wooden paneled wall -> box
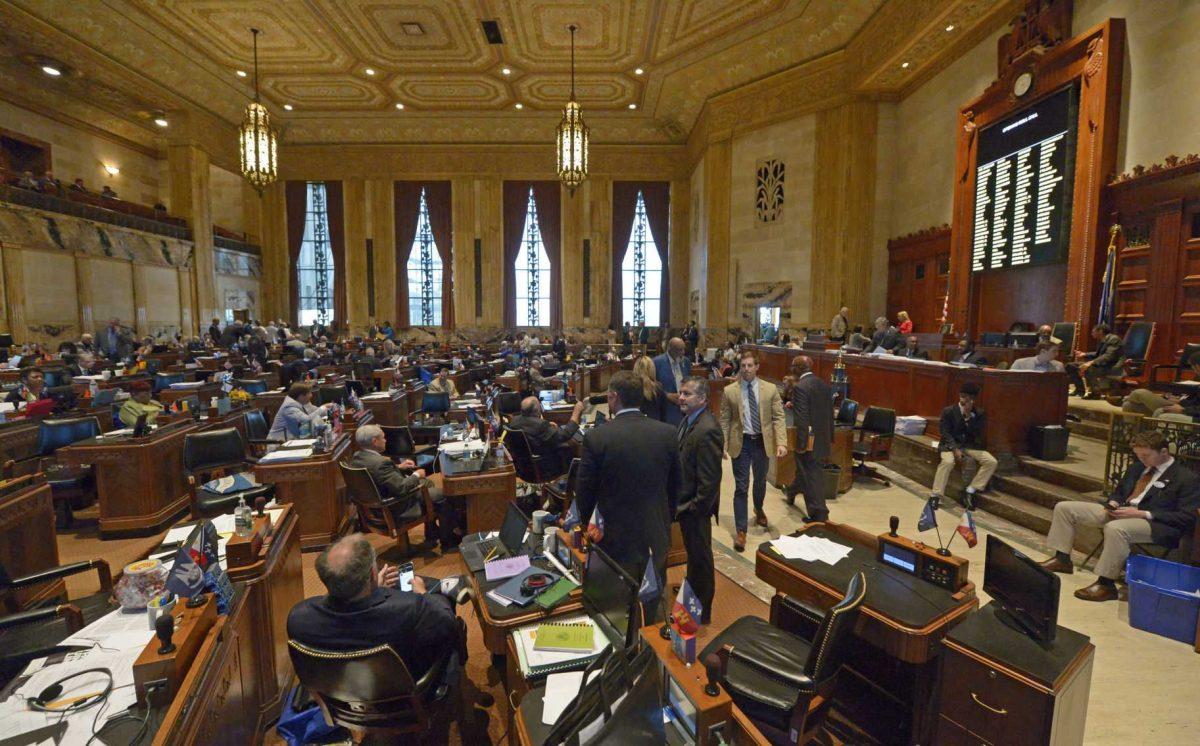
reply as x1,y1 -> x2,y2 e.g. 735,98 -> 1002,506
886,226 -> 950,334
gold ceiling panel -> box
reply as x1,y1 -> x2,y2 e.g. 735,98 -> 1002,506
496,0 -> 650,68
311,0 -> 493,69
515,73 -> 637,108
263,76 -> 388,110
651,0 -> 790,63
390,75 -> 510,109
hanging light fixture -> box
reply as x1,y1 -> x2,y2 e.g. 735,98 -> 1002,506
239,28 -> 277,192
556,24 -> 589,192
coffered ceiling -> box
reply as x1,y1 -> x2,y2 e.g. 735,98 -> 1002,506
0,0 -> 1017,155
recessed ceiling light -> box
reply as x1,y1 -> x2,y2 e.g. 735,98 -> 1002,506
514,102 -> 523,110
634,67 -> 644,75
103,164 -> 120,176
628,103 -> 637,109
395,102 -> 405,110
153,117 -> 169,127
901,61 -> 910,69
364,68 -> 376,76
41,65 -> 61,77
502,67 -> 511,75
236,69 -> 247,78
283,104 -> 293,111
945,24 -> 955,32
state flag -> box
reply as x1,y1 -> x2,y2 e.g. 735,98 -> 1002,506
956,510 -> 978,548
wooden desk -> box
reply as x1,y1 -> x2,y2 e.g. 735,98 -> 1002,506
254,390 -> 287,423
0,418 -> 41,464
771,426 -> 853,494
360,389 -> 409,426
59,422 -> 194,537
370,366 -> 397,391
438,451 -> 517,534
254,435 -> 352,551
756,520 -> 977,744
158,383 -> 221,407
745,345 -> 1067,455
0,478 -> 63,609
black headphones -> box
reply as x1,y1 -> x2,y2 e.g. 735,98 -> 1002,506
27,667 -> 114,713
519,572 -> 556,597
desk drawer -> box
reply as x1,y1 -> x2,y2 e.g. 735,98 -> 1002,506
936,716 -> 990,745
939,645 -> 1051,744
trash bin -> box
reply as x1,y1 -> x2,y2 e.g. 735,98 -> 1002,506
823,464 -> 841,501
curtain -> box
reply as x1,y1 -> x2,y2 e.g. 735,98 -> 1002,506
531,181 -> 563,329
324,181 -> 347,331
611,181 -> 670,327
285,181 -> 308,328
392,182 -> 423,327
425,181 -> 455,330
502,182 -> 532,327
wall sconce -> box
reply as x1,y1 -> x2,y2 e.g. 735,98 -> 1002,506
103,164 -> 120,176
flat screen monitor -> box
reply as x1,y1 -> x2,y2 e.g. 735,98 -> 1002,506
44,385 -> 77,412
583,544 -> 639,649
1010,332 -> 1038,348
983,535 -> 1059,643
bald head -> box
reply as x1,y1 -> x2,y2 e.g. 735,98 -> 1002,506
315,533 -> 376,603
520,396 -> 543,417
791,355 -> 813,375
668,337 -> 685,357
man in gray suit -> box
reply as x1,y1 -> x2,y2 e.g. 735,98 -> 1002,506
99,318 -> 134,361
676,376 -> 723,624
267,383 -> 335,441
785,356 -> 834,522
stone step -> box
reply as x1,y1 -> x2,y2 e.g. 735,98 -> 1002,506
974,490 -> 1054,535
1067,402 -> 1118,425
1016,456 -> 1106,494
1065,418 -> 1109,443
990,473 -> 1101,510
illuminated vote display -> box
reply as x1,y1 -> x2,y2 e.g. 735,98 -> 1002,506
971,85 -> 1078,272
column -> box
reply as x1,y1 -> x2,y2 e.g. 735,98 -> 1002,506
560,181 -> 585,328
368,179 -> 396,328
0,245 -> 24,336
476,177 -> 504,326
588,176 -> 612,329
74,253 -> 94,336
257,182 -> 289,323
342,178 -> 368,334
450,176 -> 476,329
703,138 -> 733,332
131,263 -> 148,336
167,144 -> 217,334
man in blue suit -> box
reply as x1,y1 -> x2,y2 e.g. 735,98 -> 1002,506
653,336 -> 688,426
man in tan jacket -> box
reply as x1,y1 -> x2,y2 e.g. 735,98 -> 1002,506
720,349 -> 787,551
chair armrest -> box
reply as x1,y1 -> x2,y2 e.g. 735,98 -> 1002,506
9,559 -> 112,593
728,645 -> 817,692
771,594 -> 824,643
0,604 -> 84,634
1151,364 -> 1182,383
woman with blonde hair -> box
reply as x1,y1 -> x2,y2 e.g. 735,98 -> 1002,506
897,310 -> 913,335
632,355 -> 668,421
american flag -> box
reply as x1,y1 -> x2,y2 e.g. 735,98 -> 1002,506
956,510 -> 978,548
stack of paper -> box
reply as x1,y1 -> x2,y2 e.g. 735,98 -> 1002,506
542,669 -> 602,724
259,447 -> 313,463
512,614 -> 608,679
770,535 -> 853,565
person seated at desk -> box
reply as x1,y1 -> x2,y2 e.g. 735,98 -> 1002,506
1066,323 -> 1124,399
843,325 -> 871,351
948,338 -> 988,366
1123,350 -> 1200,420
426,366 -> 459,398
287,534 -> 464,683
78,333 -> 97,354
1011,340 -> 1065,372
509,396 -> 586,453
118,381 -> 164,426
268,383 -> 334,440
354,345 -> 382,370
525,359 -> 561,392
896,335 -> 930,360
1036,323 -> 1061,345
933,382 -> 997,511
1039,430 -> 1200,601
4,368 -> 50,405
865,317 -> 903,354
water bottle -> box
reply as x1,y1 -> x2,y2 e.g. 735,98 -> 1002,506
234,496 -> 253,537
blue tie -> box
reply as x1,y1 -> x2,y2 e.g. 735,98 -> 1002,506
746,382 -> 760,435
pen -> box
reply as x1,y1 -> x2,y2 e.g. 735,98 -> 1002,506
483,545 -> 500,563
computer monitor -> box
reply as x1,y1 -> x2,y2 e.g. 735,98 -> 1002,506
422,391 -> 451,414
44,385 -> 78,412
980,332 -> 1007,347
983,535 -> 1060,643
583,544 -> 640,649
1010,332 -> 1038,348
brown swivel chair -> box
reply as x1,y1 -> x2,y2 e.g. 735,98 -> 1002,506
851,406 -> 895,486
288,638 -> 460,741
503,426 -> 570,511
338,461 -> 430,556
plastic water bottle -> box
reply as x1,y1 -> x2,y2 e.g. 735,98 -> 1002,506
234,496 -> 253,537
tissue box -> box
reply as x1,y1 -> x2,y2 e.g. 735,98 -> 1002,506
895,416 -> 927,436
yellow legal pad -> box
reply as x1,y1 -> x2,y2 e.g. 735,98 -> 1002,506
532,622 -> 594,654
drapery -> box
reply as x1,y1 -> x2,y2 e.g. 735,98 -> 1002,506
323,181 -> 347,330
503,181 -> 562,328
284,181 -> 308,328
611,181 -> 670,326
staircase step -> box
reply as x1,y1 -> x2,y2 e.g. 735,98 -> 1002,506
990,473 -> 1101,510
1016,457 -> 1106,494
1065,419 -> 1109,443
1066,402 -> 1119,425
975,490 -> 1054,535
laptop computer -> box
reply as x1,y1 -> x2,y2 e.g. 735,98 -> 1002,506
461,502 -> 529,573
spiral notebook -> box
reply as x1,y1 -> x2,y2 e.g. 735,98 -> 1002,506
512,615 -> 608,679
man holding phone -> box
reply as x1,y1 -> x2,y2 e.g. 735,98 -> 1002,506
1040,430 -> 1200,601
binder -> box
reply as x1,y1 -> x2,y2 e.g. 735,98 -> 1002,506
512,615 -> 608,680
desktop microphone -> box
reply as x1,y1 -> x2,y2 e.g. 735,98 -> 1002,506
703,653 -> 723,697
155,614 -> 176,655
889,516 -> 899,537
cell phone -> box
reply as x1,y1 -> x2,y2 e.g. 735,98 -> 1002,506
397,562 -> 415,592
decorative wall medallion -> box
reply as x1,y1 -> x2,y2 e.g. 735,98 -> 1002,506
755,158 -> 784,223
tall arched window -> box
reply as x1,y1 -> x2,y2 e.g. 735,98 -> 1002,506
297,181 -> 334,326
514,187 -> 551,326
406,188 -> 443,326
621,190 -> 662,325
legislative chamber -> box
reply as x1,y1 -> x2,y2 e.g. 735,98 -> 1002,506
0,1 -> 1197,744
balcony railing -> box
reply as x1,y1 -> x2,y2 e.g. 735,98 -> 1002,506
0,182 -> 191,241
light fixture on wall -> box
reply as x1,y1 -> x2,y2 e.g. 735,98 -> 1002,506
238,27 -> 278,193
556,24 -> 589,192
103,164 -> 120,176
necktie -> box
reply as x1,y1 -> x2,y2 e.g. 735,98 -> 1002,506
746,382 -> 761,435
1128,467 -> 1156,506
678,418 -> 688,444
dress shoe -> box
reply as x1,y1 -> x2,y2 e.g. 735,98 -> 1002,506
755,510 -> 769,528
1074,581 -> 1118,602
734,531 -> 747,552
1038,557 -> 1074,574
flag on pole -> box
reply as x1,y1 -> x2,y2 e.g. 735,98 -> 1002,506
588,505 -> 605,533
638,554 -> 660,605
1097,224 -> 1121,328
918,497 -> 939,533
562,499 -> 581,531
956,510 -> 979,548
671,579 -> 702,635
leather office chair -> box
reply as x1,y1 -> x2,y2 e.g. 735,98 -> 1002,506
495,391 -> 523,422
242,408 -> 279,457
701,572 -> 867,745
339,461 -> 430,556
317,386 -> 348,407
353,362 -> 376,391
1152,342 -> 1200,383
835,398 -> 859,428
851,407 -> 895,486
153,372 -> 183,393
380,425 -> 437,472
411,391 -> 450,426
2,416 -> 101,528
288,639 -> 458,741
1110,321 -> 1155,397
233,378 -> 268,395
183,428 -> 274,518
503,426 -> 570,512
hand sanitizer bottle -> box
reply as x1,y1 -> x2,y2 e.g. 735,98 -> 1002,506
234,495 -> 253,537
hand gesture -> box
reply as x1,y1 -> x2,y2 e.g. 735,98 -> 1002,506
376,563 -> 398,588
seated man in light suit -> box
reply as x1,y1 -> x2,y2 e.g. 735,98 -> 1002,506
1040,429 -> 1200,601
267,382 -> 334,440
653,336 -> 689,426
1011,341 -> 1065,372
426,367 -> 459,398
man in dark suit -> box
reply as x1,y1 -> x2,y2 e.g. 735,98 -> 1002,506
577,370 -> 681,610
552,335 -> 568,360
208,318 -> 222,346
653,337 -> 688,426
1040,429 -> 1200,601
508,396 -> 586,455
287,534 -> 462,681
897,335 -> 930,360
933,382 -> 998,510
1066,323 -> 1124,399
676,376 -> 723,624
100,318 -> 134,361
866,316 -> 903,354
784,356 -> 834,522
948,338 -> 988,366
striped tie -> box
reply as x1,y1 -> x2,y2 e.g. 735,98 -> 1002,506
746,382 -> 761,435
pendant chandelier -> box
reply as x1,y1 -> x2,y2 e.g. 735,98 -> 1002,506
239,28 -> 277,192
556,24 -> 589,192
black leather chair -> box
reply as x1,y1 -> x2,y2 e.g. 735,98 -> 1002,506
183,428 -> 273,518
544,457 -> 580,517
233,378 -> 267,395
288,639 -> 459,741
1152,342 -> 1200,383
339,461 -> 430,556
380,425 -> 436,472
495,391 -> 523,421
153,372 -> 183,393
317,386 -> 348,407
2,416 -> 101,528
353,362 -> 376,390
851,406 -> 895,486
700,572 -> 867,744
835,398 -> 858,428
503,426 -> 570,511
242,408 -> 279,457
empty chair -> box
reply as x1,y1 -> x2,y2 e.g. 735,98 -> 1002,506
851,406 -> 895,486
544,457 -> 581,517
234,378 -> 268,395
495,391 -> 522,421
700,572 -> 867,744
243,408 -> 279,457
410,391 -> 450,426
835,398 -> 859,428
338,461 -> 429,556
183,428 -> 274,517
2,416 -> 101,528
